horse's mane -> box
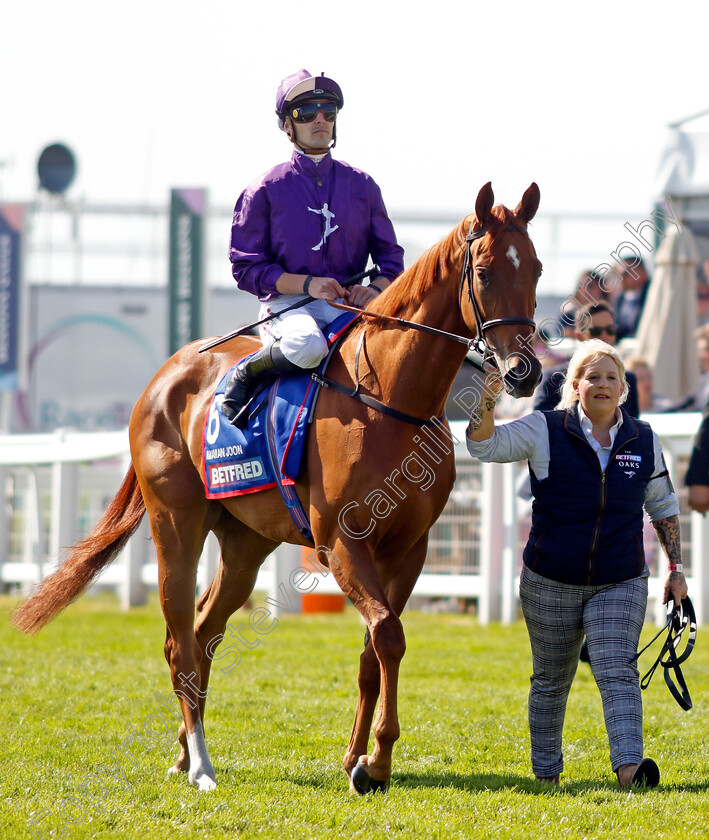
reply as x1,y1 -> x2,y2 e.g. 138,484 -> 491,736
366,204 -> 521,328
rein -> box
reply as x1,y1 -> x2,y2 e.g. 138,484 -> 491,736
313,220 -> 538,427
327,301 -> 485,360
328,221 -> 538,363
634,596 -> 696,710
312,332 -> 447,428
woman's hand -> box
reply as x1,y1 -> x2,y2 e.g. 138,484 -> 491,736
663,569 -> 688,607
466,360 -> 505,442
688,484 -> 709,514
653,515 -> 687,607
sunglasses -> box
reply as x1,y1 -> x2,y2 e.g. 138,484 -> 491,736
588,325 -> 617,338
289,101 -> 338,123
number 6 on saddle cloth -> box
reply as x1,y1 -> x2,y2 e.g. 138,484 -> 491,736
634,596 -> 697,711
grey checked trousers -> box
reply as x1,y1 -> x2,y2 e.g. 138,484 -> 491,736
519,564 -> 648,778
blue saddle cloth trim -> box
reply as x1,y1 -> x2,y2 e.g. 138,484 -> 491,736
202,311 -> 360,520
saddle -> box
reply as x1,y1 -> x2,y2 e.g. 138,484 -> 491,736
203,312 -> 360,539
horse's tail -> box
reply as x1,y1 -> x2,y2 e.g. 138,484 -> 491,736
12,464 -> 146,635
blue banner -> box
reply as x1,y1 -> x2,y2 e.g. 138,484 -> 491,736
0,205 -> 22,391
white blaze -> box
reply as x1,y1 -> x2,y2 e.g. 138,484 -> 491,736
506,245 -> 520,270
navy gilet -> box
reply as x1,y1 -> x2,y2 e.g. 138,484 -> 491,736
524,406 -> 656,585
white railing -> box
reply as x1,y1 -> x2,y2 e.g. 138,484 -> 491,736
1,415 -> 707,624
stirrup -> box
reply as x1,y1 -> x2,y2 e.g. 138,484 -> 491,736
226,402 -> 251,429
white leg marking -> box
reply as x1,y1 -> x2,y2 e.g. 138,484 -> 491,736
187,720 -> 217,791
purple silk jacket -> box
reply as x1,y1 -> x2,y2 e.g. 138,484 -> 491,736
229,151 -> 405,302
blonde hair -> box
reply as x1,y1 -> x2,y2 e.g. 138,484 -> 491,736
558,339 -> 629,409
625,355 -> 650,375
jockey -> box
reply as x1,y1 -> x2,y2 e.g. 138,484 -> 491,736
222,68 -> 405,425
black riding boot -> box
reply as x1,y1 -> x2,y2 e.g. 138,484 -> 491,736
221,341 -> 301,427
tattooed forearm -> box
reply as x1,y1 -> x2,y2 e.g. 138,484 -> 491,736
466,396 -> 498,439
467,411 -> 483,434
653,515 -> 682,563
466,370 -> 503,441
668,570 -> 684,587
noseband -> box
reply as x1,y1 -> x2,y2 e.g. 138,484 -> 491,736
460,222 -> 537,358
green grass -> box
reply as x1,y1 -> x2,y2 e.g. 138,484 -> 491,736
2,592 -> 708,839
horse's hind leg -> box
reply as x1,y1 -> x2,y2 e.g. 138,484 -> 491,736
145,486 -> 221,791
167,517 -> 279,777
193,520 -> 279,712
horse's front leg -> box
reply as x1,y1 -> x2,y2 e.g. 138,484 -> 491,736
340,534 -> 428,793
343,630 -> 380,777
327,541 -> 414,794
350,609 -> 406,793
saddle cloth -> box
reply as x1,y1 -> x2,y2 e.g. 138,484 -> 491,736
202,311 -> 359,501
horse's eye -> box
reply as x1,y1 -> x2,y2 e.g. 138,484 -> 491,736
476,267 -> 489,283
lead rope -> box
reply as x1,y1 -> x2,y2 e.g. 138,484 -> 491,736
634,596 -> 696,710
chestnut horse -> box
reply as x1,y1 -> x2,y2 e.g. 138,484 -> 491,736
14,182 -> 543,793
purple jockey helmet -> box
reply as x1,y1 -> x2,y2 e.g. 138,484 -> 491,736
275,69 -> 344,131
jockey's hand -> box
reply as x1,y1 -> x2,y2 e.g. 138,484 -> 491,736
308,276 -> 346,301
345,283 -> 380,309
688,484 -> 709,515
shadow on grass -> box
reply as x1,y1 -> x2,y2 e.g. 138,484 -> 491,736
394,770 -> 709,796
220,763 -> 709,797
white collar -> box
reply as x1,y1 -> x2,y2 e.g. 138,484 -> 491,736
577,403 -> 623,447
294,148 -> 328,163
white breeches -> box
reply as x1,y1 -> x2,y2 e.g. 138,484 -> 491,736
259,297 -> 337,368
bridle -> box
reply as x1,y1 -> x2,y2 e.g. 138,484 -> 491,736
327,219 -> 539,363
460,221 -> 537,359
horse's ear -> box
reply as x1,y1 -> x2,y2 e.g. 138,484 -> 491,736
475,182 -> 494,228
515,182 -> 540,224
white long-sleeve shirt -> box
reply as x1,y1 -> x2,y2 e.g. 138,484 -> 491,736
466,407 -> 679,521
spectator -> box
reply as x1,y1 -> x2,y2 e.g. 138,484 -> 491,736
697,275 -> 709,327
556,299 -> 578,339
554,270 -> 609,341
533,301 -> 640,417
614,256 -> 650,341
686,411 -> 709,514
625,356 -> 672,413
669,323 -> 709,412
573,268 -> 609,307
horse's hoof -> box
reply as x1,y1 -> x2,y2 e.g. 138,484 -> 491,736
189,773 -> 217,791
351,761 -> 390,795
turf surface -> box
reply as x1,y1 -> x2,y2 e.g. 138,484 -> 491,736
2,593 -> 707,839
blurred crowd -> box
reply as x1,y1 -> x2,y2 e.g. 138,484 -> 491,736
493,252 -> 709,512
